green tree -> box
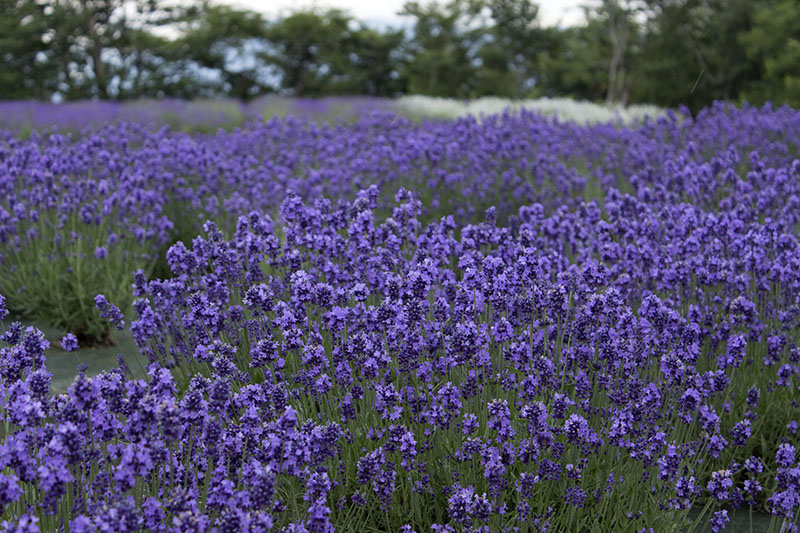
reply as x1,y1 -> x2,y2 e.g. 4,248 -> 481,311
258,8 -> 406,97
535,22 -> 611,102
28,0 -> 200,100
739,0 -> 800,107
335,25 -> 406,96
179,2 -> 271,99
0,0 -> 56,99
48,0 -> 132,99
631,0 -> 760,111
540,0 -> 641,105
259,9 -> 351,96
476,0 -> 547,97
110,1 -> 203,98
399,0 -> 488,98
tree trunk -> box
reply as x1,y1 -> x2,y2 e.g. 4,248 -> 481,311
605,1 -> 628,106
84,2 -> 108,98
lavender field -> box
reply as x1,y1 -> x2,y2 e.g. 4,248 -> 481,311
0,100 -> 798,532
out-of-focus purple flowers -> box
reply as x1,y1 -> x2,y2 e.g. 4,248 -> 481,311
94,294 -> 124,330
59,333 -> 79,352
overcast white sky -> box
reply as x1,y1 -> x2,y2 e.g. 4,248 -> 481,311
226,0 -> 589,28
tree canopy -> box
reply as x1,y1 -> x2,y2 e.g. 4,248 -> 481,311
1,0 -> 796,110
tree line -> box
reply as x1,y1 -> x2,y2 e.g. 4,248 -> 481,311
1,0 -> 798,111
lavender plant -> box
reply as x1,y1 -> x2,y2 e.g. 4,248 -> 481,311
121,190 -> 799,532
5,102 -> 798,344
0,102 -> 798,532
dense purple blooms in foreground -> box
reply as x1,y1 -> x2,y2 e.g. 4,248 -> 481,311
1,103 -> 800,531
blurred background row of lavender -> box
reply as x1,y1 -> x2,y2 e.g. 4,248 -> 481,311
0,95 -> 669,134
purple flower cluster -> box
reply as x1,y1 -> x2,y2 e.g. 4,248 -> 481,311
94,294 -> 125,330
1,102 -> 800,530
120,179 -> 797,530
3,102 -> 800,342
59,333 -> 79,352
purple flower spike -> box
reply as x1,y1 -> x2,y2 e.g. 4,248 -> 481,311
707,470 -> 733,501
0,513 -> 39,533
709,510 -> 729,532
94,294 -> 125,330
307,500 -> 334,533
776,443 -> 796,468
60,333 -> 79,352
